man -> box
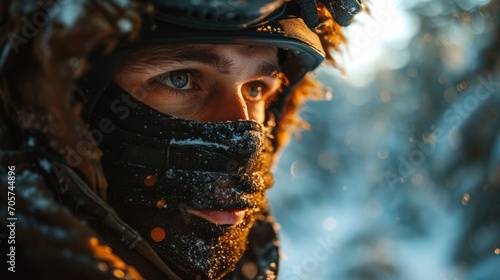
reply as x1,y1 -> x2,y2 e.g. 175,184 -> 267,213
0,0 -> 363,279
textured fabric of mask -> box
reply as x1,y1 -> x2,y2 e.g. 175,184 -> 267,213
89,82 -> 275,280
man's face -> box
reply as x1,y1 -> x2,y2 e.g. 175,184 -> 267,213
114,44 -> 282,124
100,44 -> 282,279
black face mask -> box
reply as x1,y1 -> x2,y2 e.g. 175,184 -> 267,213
89,82 -> 275,280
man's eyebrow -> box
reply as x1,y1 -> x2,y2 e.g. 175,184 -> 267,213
126,45 -> 281,78
168,50 -> 234,74
253,61 -> 281,79
165,50 -> 281,78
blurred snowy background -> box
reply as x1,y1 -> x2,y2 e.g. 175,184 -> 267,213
268,0 -> 500,279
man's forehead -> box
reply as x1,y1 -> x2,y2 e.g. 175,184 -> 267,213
127,44 -> 277,61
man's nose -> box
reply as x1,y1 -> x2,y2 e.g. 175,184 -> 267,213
210,86 -> 250,122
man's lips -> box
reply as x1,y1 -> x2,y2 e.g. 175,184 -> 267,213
186,209 -> 246,225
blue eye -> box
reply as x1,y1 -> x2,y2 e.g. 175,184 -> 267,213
156,70 -> 193,90
169,71 -> 189,88
244,81 -> 266,101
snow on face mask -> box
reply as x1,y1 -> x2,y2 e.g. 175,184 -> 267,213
89,82 -> 275,280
